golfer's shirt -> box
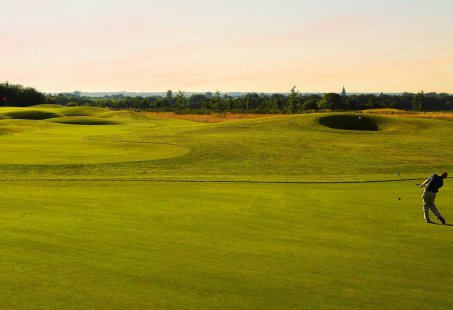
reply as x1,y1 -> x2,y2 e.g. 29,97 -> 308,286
426,174 -> 443,193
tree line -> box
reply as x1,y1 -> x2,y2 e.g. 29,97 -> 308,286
0,82 -> 46,107
2,82 -> 453,113
47,88 -> 453,113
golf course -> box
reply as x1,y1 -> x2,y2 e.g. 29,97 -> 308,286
1,105 -> 452,309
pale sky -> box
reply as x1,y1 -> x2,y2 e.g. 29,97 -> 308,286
1,0 -> 452,93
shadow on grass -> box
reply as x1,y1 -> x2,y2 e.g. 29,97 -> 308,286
428,222 -> 453,227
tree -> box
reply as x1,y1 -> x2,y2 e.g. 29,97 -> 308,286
0,82 -> 45,106
302,98 -> 319,111
166,90 -> 174,107
188,94 -> 208,112
318,93 -> 343,110
175,90 -> 188,114
287,86 -> 299,114
242,93 -> 262,112
412,92 -> 425,111
269,93 -> 287,113
212,91 -> 226,116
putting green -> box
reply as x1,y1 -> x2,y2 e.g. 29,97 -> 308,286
0,110 -> 189,165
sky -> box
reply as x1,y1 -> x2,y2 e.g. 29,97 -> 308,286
1,0 -> 452,93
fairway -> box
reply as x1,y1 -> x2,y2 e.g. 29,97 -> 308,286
1,107 -> 453,309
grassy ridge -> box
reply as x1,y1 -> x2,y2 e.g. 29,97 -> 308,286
1,108 -> 453,181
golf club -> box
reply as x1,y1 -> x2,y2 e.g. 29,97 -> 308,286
397,172 -> 421,186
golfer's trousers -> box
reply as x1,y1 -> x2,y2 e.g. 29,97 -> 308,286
422,190 -> 442,220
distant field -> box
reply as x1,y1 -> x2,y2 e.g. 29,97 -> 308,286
1,106 -> 452,309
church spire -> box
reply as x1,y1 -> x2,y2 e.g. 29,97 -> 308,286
341,86 -> 346,97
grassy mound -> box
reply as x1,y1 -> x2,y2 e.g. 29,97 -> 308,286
30,104 -> 64,109
60,106 -> 108,117
2,110 -> 61,120
102,110 -> 150,120
0,114 -> 10,120
48,116 -> 119,125
318,114 -> 379,131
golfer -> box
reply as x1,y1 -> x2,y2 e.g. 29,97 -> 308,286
419,172 -> 447,224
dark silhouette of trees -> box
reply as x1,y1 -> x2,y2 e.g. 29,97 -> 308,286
412,92 -> 425,111
287,86 -> 299,114
302,97 -> 319,110
175,91 -> 188,114
318,93 -> 344,110
2,82 -> 453,114
46,90 -> 453,114
0,82 -> 46,106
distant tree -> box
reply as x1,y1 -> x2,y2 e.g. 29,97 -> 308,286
302,98 -> 319,111
212,91 -> 227,116
366,95 -> 377,109
242,93 -> 262,112
0,82 -> 45,106
269,93 -> 287,113
166,90 -> 174,107
223,94 -> 233,113
412,92 -> 425,111
175,90 -> 188,114
287,86 -> 299,114
188,94 -> 207,112
155,97 -> 167,112
261,94 -> 276,113
399,93 -> 415,110
318,93 -> 343,110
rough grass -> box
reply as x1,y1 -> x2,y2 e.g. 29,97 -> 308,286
362,108 -> 409,114
363,109 -> 453,121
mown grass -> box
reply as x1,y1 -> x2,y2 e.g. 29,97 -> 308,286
1,181 -> 452,309
1,106 -> 453,309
